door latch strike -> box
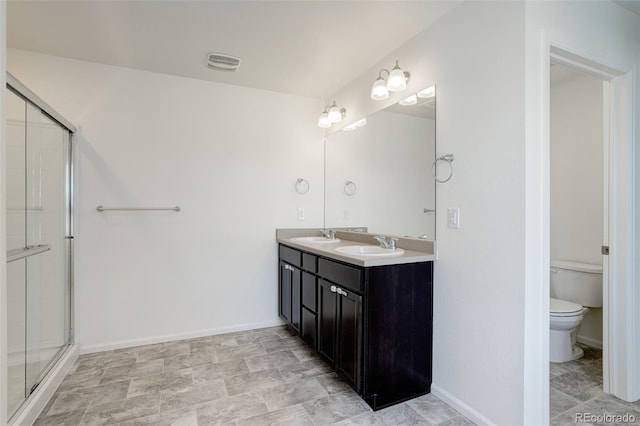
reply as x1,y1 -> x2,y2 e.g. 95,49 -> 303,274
602,246 -> 609,255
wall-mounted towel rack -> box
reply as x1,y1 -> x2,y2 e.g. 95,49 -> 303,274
96,206 -> 181,212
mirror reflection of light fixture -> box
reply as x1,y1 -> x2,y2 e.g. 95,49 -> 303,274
318,100 -> 346,128
417,86 -> 435,99
370,60 -> 411,100
342,117 -> 367,132
399,94 -> 418,106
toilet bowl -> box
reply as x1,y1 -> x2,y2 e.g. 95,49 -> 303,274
549,260 -> 602,363
550,298 -> 584,362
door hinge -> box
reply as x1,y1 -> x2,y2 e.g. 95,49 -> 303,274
602,245 -> 609,255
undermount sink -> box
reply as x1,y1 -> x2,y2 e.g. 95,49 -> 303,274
335,245 -> 405,257
290,236 -> 341,244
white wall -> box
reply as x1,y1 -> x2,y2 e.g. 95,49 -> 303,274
325,110 -> 435,238
7,49 -> 325,352
550,70 -> 603,265
550,69 -> 604,348
329,2 -> 526,424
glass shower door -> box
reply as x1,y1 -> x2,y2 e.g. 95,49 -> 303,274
5,86 -> 72,419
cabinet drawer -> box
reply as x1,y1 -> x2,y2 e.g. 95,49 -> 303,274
302,272 -> 317,312
279,245 -> 301,267
302,253 -> 317,273
318,258 -> 363,293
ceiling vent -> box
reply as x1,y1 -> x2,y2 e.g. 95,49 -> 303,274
207,52 -> 241,72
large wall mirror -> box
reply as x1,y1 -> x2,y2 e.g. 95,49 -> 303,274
324,86 -> 436,239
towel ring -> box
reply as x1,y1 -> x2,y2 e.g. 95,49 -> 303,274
344,180 -> 357,196
295,178 -> 310,194
432,154 -> 454,183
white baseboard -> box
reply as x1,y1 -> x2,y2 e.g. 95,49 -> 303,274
431,383 -> 495,426
577,335 -> 603,349
79,319 -> 286,354
9,344 -> 79,426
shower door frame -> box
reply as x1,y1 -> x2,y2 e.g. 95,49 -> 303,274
5,73 -> 77,424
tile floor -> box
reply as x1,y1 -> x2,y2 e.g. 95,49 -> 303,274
34,326 -> 474,425
550,343 -> 640,425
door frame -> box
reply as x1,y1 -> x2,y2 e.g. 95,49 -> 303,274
546,44 -> 638,401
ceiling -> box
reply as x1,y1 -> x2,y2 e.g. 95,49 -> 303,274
7,1 -> 459,99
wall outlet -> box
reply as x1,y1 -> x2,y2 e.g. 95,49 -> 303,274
297,208 -> 305,220
447,207 -> 460,229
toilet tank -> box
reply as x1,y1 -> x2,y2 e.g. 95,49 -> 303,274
550,260 -> 603,307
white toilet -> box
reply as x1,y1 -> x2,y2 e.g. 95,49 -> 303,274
549,260 -> 602,363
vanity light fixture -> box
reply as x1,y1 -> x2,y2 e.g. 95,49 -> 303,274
370,60 -> 411,100
318,101 -> 346,128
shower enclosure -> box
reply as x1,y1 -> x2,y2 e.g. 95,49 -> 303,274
5,75 -> 74,421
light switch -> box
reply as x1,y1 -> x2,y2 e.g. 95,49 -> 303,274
447,207 -> 460,229
298,208 -> 305,220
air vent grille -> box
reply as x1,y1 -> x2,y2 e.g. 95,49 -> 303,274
207,53 -> 241,72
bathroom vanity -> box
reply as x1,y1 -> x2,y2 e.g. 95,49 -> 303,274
276,229 -> 435,411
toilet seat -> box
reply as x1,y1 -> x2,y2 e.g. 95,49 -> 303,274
550,298 -> 583,317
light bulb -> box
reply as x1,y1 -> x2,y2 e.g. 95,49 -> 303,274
371,77 -> 389,100
318,112 -> 331,128
399,94 -> 417,106
387,60 -> 408,92
328,103 -> 342,123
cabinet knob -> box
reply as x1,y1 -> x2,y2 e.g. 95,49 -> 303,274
330,285 -> 337,293
337,288 -> 348,297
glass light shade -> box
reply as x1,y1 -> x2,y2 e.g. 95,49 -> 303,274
328,105 -> 342,123
371,78 -> 389,100
399,94 -> 417,106
387,67 -> 407,92
318,112 -> 331,128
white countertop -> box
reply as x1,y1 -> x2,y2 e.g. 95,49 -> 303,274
276,229 -> 435,267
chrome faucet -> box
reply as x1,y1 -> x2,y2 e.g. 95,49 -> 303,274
374,236 -> 399,250
320,229 -> 336,240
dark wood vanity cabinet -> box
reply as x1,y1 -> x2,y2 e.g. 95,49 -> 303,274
278,243 -> 433,411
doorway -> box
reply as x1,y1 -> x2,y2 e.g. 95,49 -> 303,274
548,61 -> 607,422
546,46 -> 638,423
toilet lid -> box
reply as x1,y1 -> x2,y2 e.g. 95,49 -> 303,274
550,298 -> 583,315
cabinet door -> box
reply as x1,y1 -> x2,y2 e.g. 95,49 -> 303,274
337,289 -> 362,391
318,279 -> 337,364
291,266 -> 301,332
301,307 -> 317,349
302,271 -> 317,312
279,261 -> 292,323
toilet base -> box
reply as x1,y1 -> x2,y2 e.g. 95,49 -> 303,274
550,329 -> 584,363
572,345 -> 584,360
